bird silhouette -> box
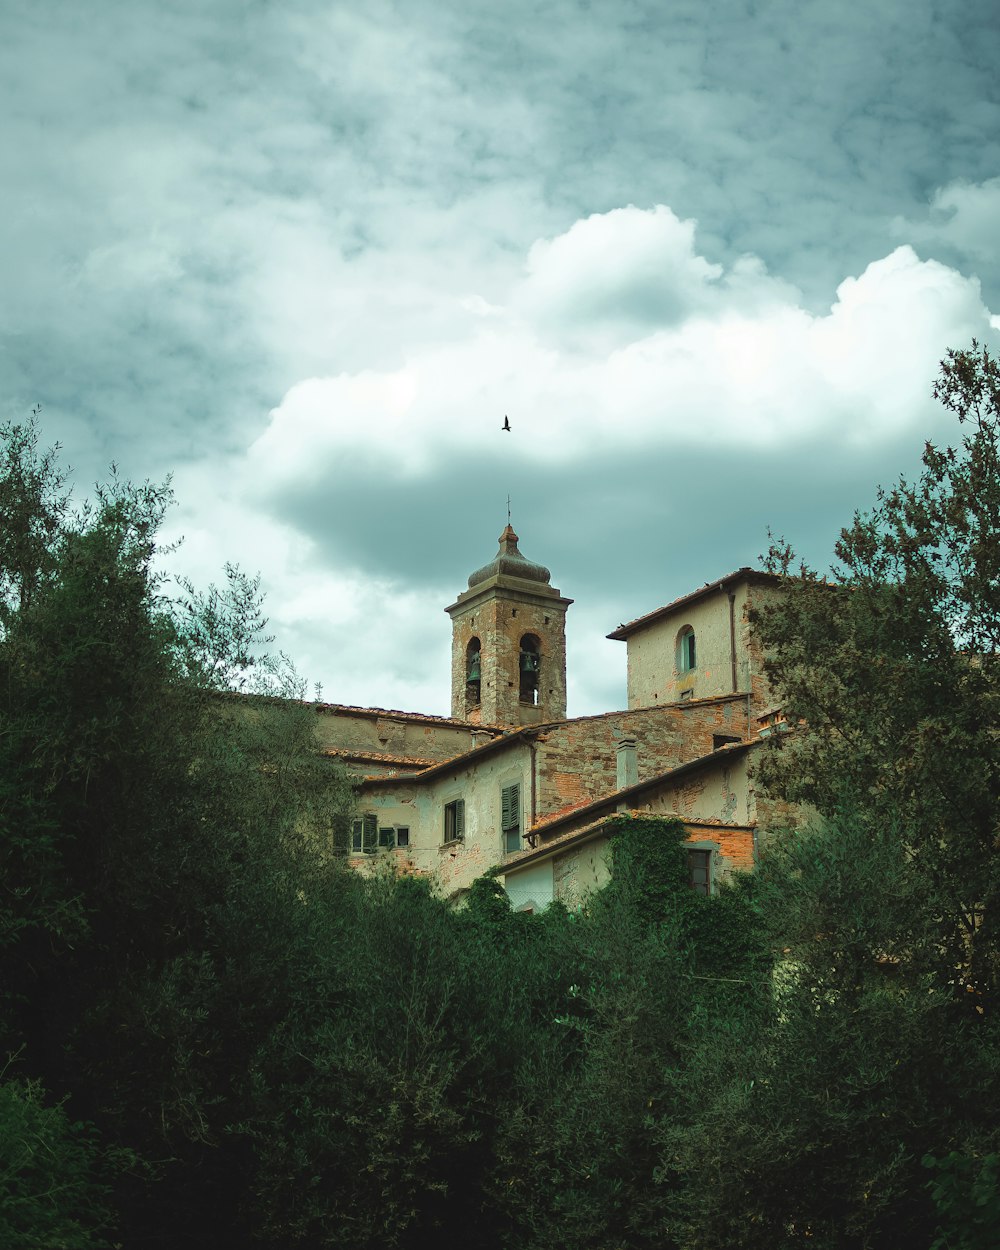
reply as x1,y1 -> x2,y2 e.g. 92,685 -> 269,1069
502,415 -> 511,432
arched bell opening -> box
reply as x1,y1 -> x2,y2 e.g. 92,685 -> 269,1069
465,637 -> 482,711
519,633 -> 541,705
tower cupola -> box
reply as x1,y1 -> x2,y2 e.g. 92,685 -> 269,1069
445,526 -> 572,728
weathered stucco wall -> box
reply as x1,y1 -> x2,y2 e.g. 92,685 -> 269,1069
624,587 -> 742,708
507,812 -> 753,912
503,747 -> 759,909
643,749 -> 754,826
312,704 -> 490,768
622,578 -> 782,713
550,839 -> 612,911
503,860 -> 555,912
353,740 -> 535,898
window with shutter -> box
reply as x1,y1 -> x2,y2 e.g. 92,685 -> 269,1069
501,782 -> 521,854
350,816 -> 407,854
362,813 -> 378,853
444,799 -> 465,842
677,626 -> 697,672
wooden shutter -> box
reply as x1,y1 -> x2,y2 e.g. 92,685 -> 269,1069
362,813 -> 377,853
502,784 -> 521,853
501,783 -> 521,833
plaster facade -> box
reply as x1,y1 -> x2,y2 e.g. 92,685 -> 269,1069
608,571 -> 781,711
352,738 -> 535,897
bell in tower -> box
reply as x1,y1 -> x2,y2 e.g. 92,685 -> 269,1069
445,525 -> 573,728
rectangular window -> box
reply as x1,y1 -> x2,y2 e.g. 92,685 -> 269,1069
501,782 -> 521,854
396,826 -> 410,849
688,849 -> 711,895
378,826 -> 395,849
444,799 -> 465,843
352,813 -> 378,854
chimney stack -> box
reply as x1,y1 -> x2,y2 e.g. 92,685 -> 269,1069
616,737 -> 638,790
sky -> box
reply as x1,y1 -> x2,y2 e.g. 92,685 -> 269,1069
3,0 -> 1000,718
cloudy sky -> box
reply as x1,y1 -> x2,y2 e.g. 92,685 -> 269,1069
4,0 -> 1000,717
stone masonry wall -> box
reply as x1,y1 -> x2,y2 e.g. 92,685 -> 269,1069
533,695 -> 751,819
449,581 -> 569,728
312,705 -> 486,766
743,581 -> 786,718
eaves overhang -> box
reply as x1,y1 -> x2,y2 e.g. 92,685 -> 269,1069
358,728 -> 540,790
517,739 -> 756,844
607,568 -> 781,641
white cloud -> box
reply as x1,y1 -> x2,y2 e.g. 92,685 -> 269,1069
243,209 -> 997,489
893,177 -> 1000,265
159,463 -> 455,713
517,205 -> 723,340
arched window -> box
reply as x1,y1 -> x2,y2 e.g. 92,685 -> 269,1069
465,637 -> 481,710
677,626 -> 696,673
519,634 -> 540,705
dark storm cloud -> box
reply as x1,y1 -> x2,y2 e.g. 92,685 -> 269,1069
2,0 -> 999,713
259,429 -> 939,610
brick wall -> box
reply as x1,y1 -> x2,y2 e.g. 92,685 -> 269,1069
533,696 -> 751,818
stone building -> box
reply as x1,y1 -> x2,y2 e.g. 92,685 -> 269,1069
320,525 -> 797,908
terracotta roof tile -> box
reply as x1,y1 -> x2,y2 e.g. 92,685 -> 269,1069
322,748 -> 438,768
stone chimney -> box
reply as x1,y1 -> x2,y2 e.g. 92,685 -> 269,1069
616,737 -> 638,790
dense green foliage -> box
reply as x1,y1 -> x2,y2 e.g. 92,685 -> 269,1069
0,418 -> 356,1246
740,342 -> 1000,1247
3,347 -> 999,1247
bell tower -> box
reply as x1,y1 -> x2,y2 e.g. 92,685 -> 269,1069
445,525 -> 572,728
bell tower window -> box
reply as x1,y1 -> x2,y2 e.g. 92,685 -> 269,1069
465,637 -> 482,711
519,634 -> 540,705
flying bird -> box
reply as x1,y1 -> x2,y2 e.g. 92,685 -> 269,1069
502,415 -> 511,432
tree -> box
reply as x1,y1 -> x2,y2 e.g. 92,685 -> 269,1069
0,1074 -> 116,1250
694,342 -> 1000,1247
0,413 -> 354,1247
755,340 -> 1000,1011
490,817 -> 769,1250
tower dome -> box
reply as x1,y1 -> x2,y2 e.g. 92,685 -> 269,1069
467,525 -> 551,588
